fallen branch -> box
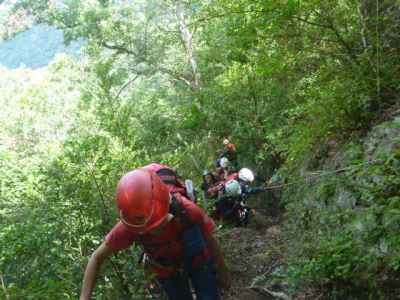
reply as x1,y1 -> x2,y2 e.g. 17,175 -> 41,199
260,261 -> 281,278
0,273 -> 10,300
250,286 -> 292,300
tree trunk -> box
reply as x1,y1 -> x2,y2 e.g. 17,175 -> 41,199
175,1 -> 201,90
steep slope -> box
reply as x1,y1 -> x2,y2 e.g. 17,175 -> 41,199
218,220 -> 286,300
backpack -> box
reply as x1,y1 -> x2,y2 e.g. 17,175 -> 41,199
143,163 -> 195,201
136,193 -> 201,268
134,164 -> 204,269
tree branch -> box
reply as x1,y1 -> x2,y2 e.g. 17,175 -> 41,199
292,12 -> 359,64
0,273 -> 10,300
100,39 -> 195,89
156,66 -> 195,89
192,9 -> 268,25
101,42 -> 138,56
85,160 -> 111,228
175,0 -> 201,90
324,16 -> 359,63
291,16 -> 332,29
250,286 -> 292,300
114,75 -> 140,101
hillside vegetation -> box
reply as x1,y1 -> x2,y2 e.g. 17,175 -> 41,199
0,1 -> 399,299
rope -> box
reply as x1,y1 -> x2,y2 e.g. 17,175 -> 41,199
264,159 -> 383,191
376,0 -> 381,98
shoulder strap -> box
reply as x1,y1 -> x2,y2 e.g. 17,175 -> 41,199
156,167 -> 180,185
169,194 -> 192,227
136,194 -> 193,246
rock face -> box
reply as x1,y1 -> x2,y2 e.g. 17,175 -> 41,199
284,115 -> 400,298
364,116 -> 400,158
329,116 -> 400,210
0,24 -> 83,69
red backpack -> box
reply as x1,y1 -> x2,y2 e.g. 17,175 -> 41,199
142,163 -> 189,197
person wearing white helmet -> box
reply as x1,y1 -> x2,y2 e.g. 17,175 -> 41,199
219,157 -> 229,169
238,168 -> 255,183
236,168 -> 267,196
216,157 -> 234,180
213,179 -> 242,223
223,179 -> 242,197
207,166 -> 268,225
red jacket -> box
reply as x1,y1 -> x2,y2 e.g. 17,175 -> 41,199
207,172 -> 239,196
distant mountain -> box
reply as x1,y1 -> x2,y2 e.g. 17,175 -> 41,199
0,24 -> 83,69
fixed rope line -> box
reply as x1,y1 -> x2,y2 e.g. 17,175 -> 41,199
376,0 -> 381,98
264,159 -> 383,191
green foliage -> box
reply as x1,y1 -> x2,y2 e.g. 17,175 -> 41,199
1,0 -> 400,298
282,136 -> 400,298
0,0 -> 34,40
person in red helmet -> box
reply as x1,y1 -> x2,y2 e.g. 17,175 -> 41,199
80,167 -> 230,300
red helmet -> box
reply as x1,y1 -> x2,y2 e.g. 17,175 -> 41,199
116,169 -> 170,234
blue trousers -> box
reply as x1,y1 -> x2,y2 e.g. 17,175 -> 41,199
158,225 -> 220,299
158,260 -> 220,300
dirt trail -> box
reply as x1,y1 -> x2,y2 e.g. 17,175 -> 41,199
216,215 -> 286,300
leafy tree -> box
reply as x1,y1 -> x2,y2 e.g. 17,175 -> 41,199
1,0 -> 400,298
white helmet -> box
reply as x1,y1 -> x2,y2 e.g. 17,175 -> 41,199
224,179 -> 242,196
219,157 -> 230,168
238,168 -> 255,183
223,138 -> 230,145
